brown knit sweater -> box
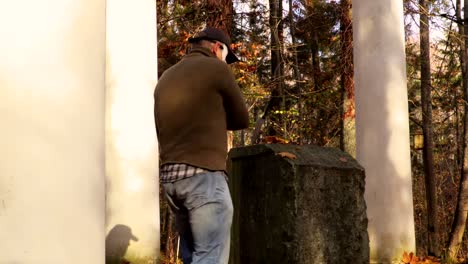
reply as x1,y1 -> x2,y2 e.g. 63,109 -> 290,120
154,47 -> 249,171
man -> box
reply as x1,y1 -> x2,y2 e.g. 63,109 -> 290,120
154,27 -> 249,264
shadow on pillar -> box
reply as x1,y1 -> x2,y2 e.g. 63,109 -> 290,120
106,224 -> 139,264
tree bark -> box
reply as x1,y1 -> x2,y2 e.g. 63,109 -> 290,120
419,0 -> 440,257
290,0 -> 304,143
206,0 -> 234,34
268,0 -> 285,137
456,0 -> 466,170
447,0 -> 468,261
289,0 -> 300,83
310,31 -> 321,90
339,0 -> 356,157
303,0 -> 325,145
204,0 -> 236,149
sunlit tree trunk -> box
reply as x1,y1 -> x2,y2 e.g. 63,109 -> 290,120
339,0 -> 355,157
447,0 -> 468,261
419,0 -> 440,257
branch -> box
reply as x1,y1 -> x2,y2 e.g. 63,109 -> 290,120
439,13 -> 465,25
409,116 -> 423,128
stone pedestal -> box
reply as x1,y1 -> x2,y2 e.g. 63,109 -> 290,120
228,144 -> 369,264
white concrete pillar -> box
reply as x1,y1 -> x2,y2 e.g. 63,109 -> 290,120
0,0 -> 106,263
354,0 -> 416,262
105,0 -> 159,263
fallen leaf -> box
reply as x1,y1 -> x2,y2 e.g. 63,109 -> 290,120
277,152 -> 297,160
424,256 -> 441,264
263,136 -> 289,144
339,157 -> 348,163
402,251 -> 411,263
409,255 -> 419,264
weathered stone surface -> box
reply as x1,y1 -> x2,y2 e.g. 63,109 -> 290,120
228,144 -> 369,264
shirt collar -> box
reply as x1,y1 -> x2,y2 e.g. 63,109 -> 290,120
185,47 -> 217,59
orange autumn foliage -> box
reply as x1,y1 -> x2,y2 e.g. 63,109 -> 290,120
401,251 -> 441,264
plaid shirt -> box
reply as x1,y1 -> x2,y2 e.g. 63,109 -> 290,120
160,163 -> 210,183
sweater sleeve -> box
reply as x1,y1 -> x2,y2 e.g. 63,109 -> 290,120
219,64 -> 249,131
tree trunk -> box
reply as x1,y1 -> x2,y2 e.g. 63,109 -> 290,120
339,0 -> 355,157
290,0 -> 304,143
304,0 -> 327,145
204,0 -> 236,149
311,31 -> 321,90
419,0 -> 440,257
447,0 -> 468,261
457,0 -> 466,170
268,0 -> 285,137
206,0 -> 234,34
289,0 -> 300,83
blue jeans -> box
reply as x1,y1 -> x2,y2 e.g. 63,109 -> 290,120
162,171 -> 233,264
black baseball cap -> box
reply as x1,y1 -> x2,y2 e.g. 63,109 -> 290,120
188,27 -> 240,64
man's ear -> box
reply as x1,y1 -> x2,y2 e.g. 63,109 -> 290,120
210,42 -> 218,55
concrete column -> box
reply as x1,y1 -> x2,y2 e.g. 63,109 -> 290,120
354,0 -> 416,262
105,0 -> 159,263
0,0 -> 106,263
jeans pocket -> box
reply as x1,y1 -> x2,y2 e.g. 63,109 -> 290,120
214,177 -> 233,216
176,171 -> 228,211
162,183 -> 180,211
174,173 -> 209,211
